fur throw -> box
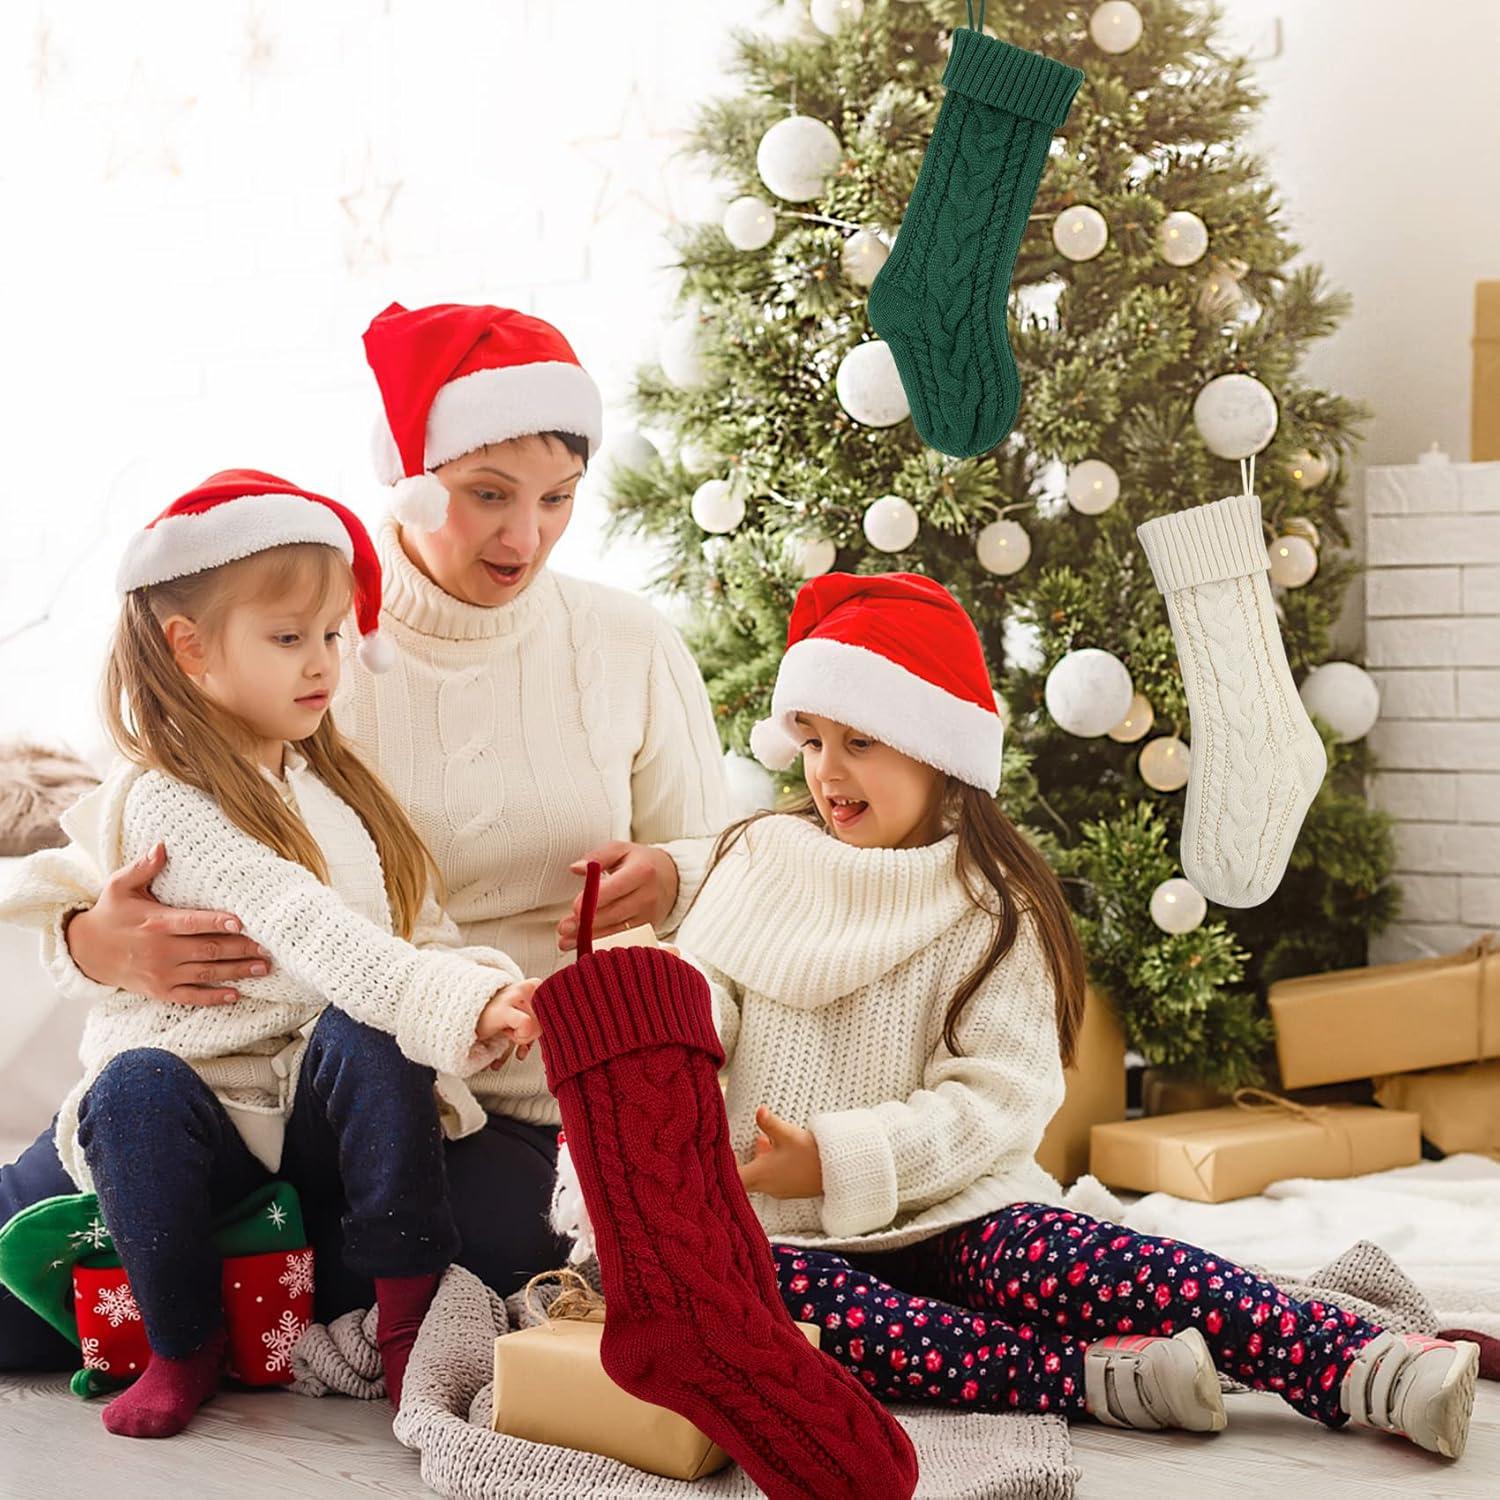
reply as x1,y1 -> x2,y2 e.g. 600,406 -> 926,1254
0,742 -> 99,857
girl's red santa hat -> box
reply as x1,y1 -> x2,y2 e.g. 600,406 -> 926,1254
115,469 -> 397,673
363,301 -> 604,532
750,572 -> 1004,794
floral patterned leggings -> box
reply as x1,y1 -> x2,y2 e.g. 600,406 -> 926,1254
772,1203 -> 1384,1426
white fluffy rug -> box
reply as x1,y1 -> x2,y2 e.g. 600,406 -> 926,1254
1069,1154 -> 1500,1338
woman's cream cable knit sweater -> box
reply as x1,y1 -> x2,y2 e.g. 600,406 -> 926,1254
0,751 -> 524,1191
671,815 -> 1068,1253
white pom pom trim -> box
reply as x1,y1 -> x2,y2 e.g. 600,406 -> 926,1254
356,630 -> 397,673
749,715 -> 799,772
548,1136 -> 597,1267
390,473 -> 451,533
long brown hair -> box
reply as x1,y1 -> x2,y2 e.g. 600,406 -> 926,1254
686,783 -> 1086,1067
102,543 -> 439,938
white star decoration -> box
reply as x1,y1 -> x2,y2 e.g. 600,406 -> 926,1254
102,61 -> 197,183
339,146 -> 403,272
565,82 -> 690,229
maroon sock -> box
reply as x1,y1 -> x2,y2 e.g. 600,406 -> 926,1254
101,1328 -> 225,1439
375,1271 -> 443,1409
533,870 -> 918,1500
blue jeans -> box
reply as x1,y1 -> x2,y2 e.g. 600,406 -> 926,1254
0,1008 -> 570,1366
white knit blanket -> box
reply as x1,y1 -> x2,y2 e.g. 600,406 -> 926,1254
1078,1154 -> 1500,1338
293,1265 -> 1079,1499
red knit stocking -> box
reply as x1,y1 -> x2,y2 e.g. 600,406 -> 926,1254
533,865 -> 918,1500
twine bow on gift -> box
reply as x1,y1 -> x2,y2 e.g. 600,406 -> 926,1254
520,1267 -> 606,1326
1231,1087 -> 1356,1177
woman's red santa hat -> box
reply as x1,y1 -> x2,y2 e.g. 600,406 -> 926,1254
750,572 -> 1004,794
363,301 -> 604,533
115,469 -> 397,673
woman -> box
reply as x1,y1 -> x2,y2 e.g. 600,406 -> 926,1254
0,301 -> 728,1369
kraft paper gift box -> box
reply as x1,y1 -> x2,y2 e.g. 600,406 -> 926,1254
1475,281 -> 1500,460
1269,934 -> 1500,1090
1374,1060 -> 1500,1157
492,1309 -> 821,1481
1036,985 -> 1125,1184
1088,1093 -> 1422,1203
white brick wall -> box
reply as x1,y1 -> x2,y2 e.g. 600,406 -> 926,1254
1365,461 -> 1500,962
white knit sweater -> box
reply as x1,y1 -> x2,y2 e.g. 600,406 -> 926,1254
671,815 -> 1068,1252
0,750 -> 525,1191
18,522 -> 729,1132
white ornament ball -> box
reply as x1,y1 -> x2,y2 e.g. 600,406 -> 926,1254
1150,877 -> 1208,935
600,429 -> 658,481
1158,210 -> 1209,267
810,0 -> 863,36
1090,1 -> 1144,53
1053,205 -> 1109,262
842,229 -> 889,288
660,312 -> 715,391
1139,735 -> 1191,792
1066,459 -> 1120,516
723,749 -> 777,817
1268,534 -> 1318,588
1045,649 -> 1135,738
1299,661 -> 1379,743
756,114 -> 842,203
1107,692 -> 1155,744
765,1 -> 819,43
836,340 -> 910,428
691,479 -> 745,534
1193,373 -> 1279,459
790,534 -> 838,578
1286,449 -> 1331,490
723,195 -> 777,251
977,519 -> 1031,576
863,494 -> 919,553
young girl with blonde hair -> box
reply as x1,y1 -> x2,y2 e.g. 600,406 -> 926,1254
1,470 -> 539,1437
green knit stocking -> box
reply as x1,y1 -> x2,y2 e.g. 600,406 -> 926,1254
867,19 -> 1084,458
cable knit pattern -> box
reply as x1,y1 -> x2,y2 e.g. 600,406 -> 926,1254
326,522 -> 729,1127
866,29 -> 1084,458
0,753 -> 522,1191
673,815 -> 1067,1251
1137,494 -> 1327,908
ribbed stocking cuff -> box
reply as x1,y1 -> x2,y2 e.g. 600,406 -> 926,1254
1137,493 -> 1271,594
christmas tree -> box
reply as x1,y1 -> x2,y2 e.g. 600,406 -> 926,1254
602,0 -> 1396,1090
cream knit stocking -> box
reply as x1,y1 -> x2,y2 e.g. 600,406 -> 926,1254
1137,493 -> 1327,908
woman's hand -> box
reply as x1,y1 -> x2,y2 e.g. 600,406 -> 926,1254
737,1106 -> 824,1200
476,978 -> 542,1068
66,843 -> 268,1004
555,841 -> 680,951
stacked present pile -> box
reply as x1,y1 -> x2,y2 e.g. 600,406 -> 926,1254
1087,935 -> 1499,1202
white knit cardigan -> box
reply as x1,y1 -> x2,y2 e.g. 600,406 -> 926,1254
0,751 -> 523,1191
670,814 -> 1069,1252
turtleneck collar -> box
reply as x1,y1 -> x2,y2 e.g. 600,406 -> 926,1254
376,516 -> 556,643
676,813 -> 976,1008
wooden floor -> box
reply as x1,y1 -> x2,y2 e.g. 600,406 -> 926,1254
1,1373 -> 1495,1498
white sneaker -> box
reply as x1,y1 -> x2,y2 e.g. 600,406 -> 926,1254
1083,1328 -> 1228,1432
1342,1331 -> 1479,1459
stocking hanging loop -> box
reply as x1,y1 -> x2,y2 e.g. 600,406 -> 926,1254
577,860 -> 602,956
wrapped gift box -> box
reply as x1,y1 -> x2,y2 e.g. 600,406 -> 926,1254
1036,985 -> 1125,1184
1374,1060 -> 1500,1157
1476,281 -> 1500,461
492,1310 -> 820,1480
1269,935 -> 1499,1090
1089,1098 -> 1421,1203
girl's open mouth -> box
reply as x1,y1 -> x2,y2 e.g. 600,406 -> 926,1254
829,798 -> 869,828
482,560 -> 525,586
